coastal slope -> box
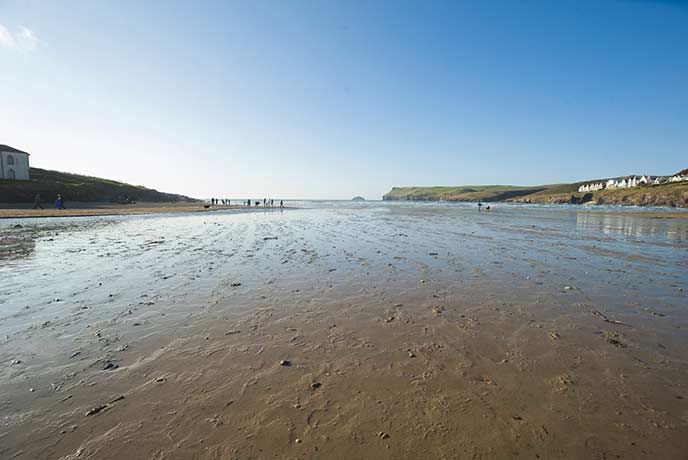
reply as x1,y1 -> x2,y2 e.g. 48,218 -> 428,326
383,184 -> 575,202
511,181 -> 688,207
0,168 -> 196,203
384,178 -> 688,208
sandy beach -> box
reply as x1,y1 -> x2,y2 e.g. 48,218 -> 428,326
1,202 -> 686,459
0,202 -> 286,219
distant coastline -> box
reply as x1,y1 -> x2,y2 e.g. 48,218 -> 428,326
383,170 -> 688,208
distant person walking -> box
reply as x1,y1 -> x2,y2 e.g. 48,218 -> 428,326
33,194 -> 44,210
477,201 -> 483,212
55,194 -> 66,210
280,200 -> 284,208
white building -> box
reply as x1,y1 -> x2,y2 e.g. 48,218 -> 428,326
670,174 -> 688,183
600,175 -> 668,190
0,145 -> 30,180
578,182 -> 606,193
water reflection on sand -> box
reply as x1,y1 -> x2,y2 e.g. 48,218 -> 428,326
0,202 -> 687,460
575,210 -> 688,242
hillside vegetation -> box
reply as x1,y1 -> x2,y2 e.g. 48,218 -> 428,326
511,181 -> 688,208
383,183 -> 577,202
0,168 -> 196,203
384,179 -> 688,208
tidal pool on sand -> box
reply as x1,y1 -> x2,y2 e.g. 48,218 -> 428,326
1,202 -> 687,459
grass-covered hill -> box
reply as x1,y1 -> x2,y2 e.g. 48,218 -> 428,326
511,181 -> 688,207
383,176 -> 688,208
0,168 -> 197,203
383,183 -> 576,202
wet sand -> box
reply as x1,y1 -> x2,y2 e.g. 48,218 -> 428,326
0,202 -> 276,219
577,209 -> 688,219
1,203 -> 686,459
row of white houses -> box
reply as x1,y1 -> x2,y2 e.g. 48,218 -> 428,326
578,174 -> 687,193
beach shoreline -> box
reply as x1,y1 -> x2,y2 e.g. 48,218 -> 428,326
0,202 -> 289,219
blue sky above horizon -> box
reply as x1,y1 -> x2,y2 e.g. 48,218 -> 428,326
1,0 -> 686,199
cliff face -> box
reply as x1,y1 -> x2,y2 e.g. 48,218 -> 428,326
384,181 -> 688,208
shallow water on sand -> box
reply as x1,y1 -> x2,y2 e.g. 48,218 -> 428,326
1,202 -> 687,459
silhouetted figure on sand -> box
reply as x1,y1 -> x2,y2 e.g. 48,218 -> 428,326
33,194 -> 43,210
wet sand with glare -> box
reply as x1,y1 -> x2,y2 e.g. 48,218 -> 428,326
1,203 -> 687,459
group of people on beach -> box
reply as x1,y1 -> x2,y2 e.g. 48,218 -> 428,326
209,197 -> 284,208
32,194 -> 65,210
244,199 -> 283,208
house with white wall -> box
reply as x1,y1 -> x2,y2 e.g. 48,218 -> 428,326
0,145 -> 30,180
581,173 -> 675,192
578,181 -> 606,192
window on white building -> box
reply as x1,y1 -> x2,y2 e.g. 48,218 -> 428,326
7,154 -> 14,165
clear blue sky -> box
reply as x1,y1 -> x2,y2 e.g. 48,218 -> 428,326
1,0 -> 686,199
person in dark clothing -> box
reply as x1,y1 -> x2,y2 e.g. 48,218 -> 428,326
55,194 -> 66,210
33,194 -> 44,210
280,200 -> 284,208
